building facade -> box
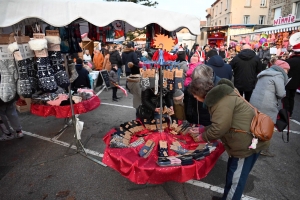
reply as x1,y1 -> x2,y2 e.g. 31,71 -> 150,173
209,0 -> 270,26
267,0 -> 300,24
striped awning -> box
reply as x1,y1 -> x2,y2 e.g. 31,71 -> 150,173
254,22 -> 300,34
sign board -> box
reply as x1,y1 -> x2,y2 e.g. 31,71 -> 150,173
0,44 -> 13,60
274,14 -> 296,26
229,28 -> 253,36
96,70 -> 111,90
22,43 -> 35,58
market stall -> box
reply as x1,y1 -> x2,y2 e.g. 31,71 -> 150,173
0,0 -> 225,184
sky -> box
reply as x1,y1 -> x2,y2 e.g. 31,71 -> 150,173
155,0 -> 216,20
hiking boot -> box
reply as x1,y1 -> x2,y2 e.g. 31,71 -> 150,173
0,134 -> 15,141
16,131 -> 24,138
260,150 -> 275,157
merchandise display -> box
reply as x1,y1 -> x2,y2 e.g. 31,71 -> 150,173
103,119 -> 225,184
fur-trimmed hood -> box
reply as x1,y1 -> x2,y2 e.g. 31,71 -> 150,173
127,74 -> 141,82
122,47 -> 134,54
204,79 -> 235,107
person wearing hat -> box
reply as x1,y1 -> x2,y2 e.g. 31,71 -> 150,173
250,58 -> 290,156
282,42 -> 300,118
189,43 -> 205,63
258,42 -> 271,70
127,62 -> 142,111
173,89 -> 186,120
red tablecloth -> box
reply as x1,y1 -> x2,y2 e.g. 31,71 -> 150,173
30,95 -> 101,118
103,128 -> 225,184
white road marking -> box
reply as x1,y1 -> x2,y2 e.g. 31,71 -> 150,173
23,130 -> 260,199
23,131 -> 104,158
291,119 -> 300,126
96,86 -> 106,96
101,102 -> 134,109
283,129 -> 300,134
186,180 -> 259,200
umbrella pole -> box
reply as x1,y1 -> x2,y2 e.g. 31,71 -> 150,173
159,66 -> 163,132
63,55 -> 106,167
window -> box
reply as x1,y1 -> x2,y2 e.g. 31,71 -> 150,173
220,2 -> 223,13
216,6 -> 218,15
219,20 -> 221,25
215,22 -> 217,26
225,17 -> 227,24
226,0 -> 229,9
274,7 -> 282,19
212,9 -> 214,17
244,15 -> 250,24
296,2 -> 300,19
260,0 -> 266,7
245,0 -> 251,7
259,15 -> 265,24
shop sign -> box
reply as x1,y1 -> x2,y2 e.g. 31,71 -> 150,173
274,14 -> 296,26
229,28 -> 253,36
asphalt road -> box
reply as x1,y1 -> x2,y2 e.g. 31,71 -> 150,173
0,81 -> 299,200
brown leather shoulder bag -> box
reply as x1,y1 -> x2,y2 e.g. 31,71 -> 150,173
234,90 -> 274,141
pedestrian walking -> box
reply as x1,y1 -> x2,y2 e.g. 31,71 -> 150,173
230,44 -> 262,101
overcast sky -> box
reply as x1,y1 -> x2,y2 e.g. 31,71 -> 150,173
155,0 -> 215,20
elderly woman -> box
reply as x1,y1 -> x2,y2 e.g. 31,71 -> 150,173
250,58 -> 289,156
187,64 -> 269,200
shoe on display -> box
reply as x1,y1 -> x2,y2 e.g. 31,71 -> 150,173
112,98 -> 118,102
0,134 -> 15,141
16,131 -> 24,138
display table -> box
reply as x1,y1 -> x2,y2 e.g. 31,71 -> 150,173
30,95 -> 101,118
103,128 -> 225,184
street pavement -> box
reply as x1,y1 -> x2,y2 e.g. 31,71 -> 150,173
0,78 -> 300,200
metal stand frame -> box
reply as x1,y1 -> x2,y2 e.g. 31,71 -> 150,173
62,54 -> 106,167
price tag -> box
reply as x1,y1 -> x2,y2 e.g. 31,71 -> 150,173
33,33 -> 45,39
22,43 -> 35,58
0,44 -> 13,60
46,30 -> 60,36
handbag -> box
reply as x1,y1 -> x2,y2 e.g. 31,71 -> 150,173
137,105 -> 153,120
276,108 -> 289,143
234,90 -> 274,141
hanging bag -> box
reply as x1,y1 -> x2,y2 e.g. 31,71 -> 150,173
275,108 -> 290,143
234,90 -> 274,141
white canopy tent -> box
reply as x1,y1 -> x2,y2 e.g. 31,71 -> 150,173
0,0 -> 200,35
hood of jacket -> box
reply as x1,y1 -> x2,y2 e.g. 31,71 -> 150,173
75,64 -> 83,70
207,55 -> 224,67
204,79 -> 234,107
127,74 -> 141,82
258,65 -> 289,84
238,49 -> 256,61
123,47 -> 134,54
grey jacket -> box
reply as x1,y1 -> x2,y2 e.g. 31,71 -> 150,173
250,66 -> 288,123
258,49 -> 271,65
127,74 -> 141,109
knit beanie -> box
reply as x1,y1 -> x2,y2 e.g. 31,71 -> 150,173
190,56 -> 198,64
173,89 -> 184,100
274,60 -> 290,70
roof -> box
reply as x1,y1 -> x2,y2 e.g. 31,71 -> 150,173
254,22 -> 300,34
0,0 -> 201,35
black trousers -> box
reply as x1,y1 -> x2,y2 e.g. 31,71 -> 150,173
112,87 -> 118,99
282,89 -> 297,117
238,90 -> 253,102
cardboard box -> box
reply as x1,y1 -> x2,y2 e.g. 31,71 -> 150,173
16,98 -> 31,113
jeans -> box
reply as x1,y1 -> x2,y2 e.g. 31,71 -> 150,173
117,68 -> 122,82
0,101 -> 22,132
222,153 -> 260,200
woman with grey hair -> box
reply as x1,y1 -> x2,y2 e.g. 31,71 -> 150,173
183,64 -> 220,126
187,76 -> 269,200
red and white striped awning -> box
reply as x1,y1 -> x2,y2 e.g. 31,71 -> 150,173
254,22 -> 300,34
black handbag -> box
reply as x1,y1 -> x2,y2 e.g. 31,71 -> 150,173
275,108 -> 290,143
137,105 -> 154,120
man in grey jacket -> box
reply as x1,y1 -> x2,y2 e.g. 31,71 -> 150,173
258,43 -> 271,70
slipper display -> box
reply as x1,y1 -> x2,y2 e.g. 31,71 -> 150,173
158,140 -> 168,157
139,140 -> 155,158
